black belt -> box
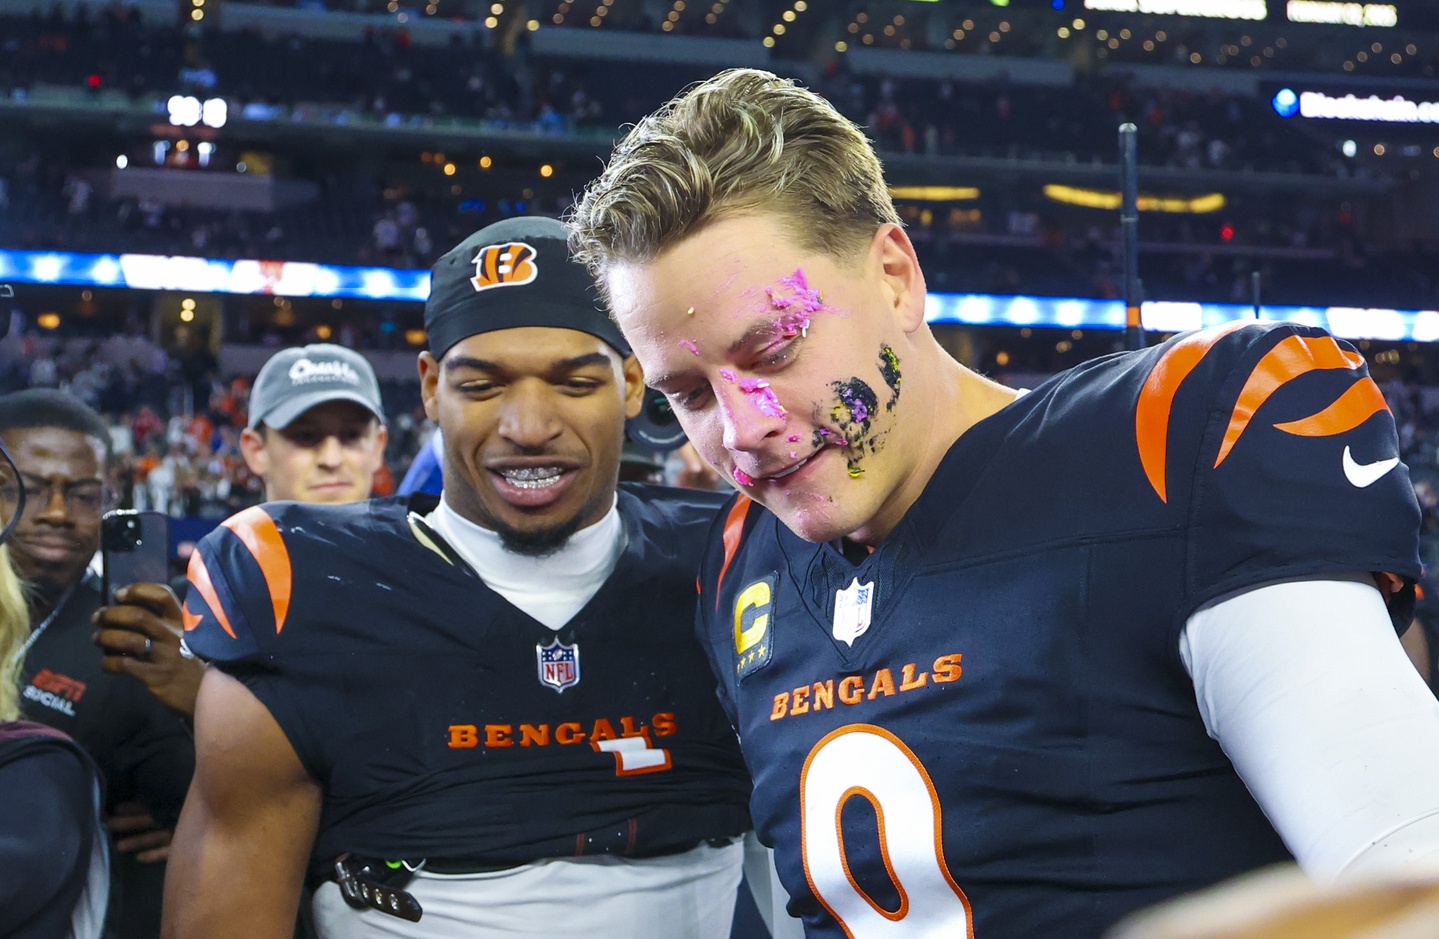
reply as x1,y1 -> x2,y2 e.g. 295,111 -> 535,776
422,835 -> 739,875
330,834 -> 741,920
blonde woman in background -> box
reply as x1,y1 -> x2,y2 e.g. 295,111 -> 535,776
0,440 -> 109,939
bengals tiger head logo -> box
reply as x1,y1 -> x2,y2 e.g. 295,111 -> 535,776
470,241 -> 538,293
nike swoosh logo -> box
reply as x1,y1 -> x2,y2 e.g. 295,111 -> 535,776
1343,446 -> 1399,488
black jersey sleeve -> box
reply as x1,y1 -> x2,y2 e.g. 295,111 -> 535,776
180,504 -> 294,666
1182,323 -> 1422,625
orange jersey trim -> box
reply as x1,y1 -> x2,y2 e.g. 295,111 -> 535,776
1214,334 -> 1364,467
1274,376 -> 1389,437
184,551 -> 235,639
714,496 -> 754,610
221,506 -> 293,634
1135,321 -> 1248,503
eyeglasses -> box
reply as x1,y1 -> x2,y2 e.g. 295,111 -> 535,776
0,438 -> 21,545
0,473 -> 114,519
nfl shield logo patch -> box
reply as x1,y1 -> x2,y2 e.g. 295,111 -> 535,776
536,637 -> 581,693
832,577 -> 875,647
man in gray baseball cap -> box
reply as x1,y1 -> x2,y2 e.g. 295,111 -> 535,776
239,343 -> 388,504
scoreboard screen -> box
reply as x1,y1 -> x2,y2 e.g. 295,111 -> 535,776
1073,0 -> 1439,27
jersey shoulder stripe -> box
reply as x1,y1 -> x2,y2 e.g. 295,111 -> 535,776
219,506 -> 293,634
714,495 -> 755,610
1215,331 -> 1365,467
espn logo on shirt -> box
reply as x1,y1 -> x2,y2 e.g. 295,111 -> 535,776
23,669 -> 86,716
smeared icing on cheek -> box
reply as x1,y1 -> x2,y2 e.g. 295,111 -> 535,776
810,375 -> 886,478
879,344 -> 902,410
832,379 -> 879,432
787,434 -> 802,442
720,368 -> 737,382
678,339 -> 699,355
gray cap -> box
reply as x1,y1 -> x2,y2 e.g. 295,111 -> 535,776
247,344 -> 384,430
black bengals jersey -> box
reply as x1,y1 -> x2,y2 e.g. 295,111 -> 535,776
698,322 -> 1421,939
182,485 -> 750,866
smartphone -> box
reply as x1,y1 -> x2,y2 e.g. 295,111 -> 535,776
102,510 -> 171,604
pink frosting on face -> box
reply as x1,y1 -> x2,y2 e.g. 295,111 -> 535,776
787,434 -> 802,442
766,268 -> 824,340
733,468 -> 754,486
735,377 -> 786,418
776,311 -> 810,340
752,387 -> 786,418
678,339 -> 699,355
768,269 -> 824,312
720,368 -> 737,381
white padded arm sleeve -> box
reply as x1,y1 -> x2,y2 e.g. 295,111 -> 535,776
1181,576 -> 1439,879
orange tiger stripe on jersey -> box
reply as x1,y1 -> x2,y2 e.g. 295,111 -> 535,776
221,506 -> 292,634
184,551 -> 235,639
470,241 -> 538,292
1135,321 -> 1248,503
1214,334 -> 1363,468
1273,376 -> 1389,437
714,496 -> 754,610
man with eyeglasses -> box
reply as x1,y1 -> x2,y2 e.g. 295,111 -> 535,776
0,389 -> 194,939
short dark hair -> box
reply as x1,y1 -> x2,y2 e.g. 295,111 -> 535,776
0,390 -> 113,463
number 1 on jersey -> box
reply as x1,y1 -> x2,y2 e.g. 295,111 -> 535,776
800,724 -> 974,937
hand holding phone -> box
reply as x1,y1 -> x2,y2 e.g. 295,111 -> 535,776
93,580 -> 205,719
96,510 -> 205,718
102,510 -> 170,604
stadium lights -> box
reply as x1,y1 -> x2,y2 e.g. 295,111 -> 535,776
167,95 -> 227,129
1043,184 -> 1226,214
768,0 -> 809,44
3,247 -> 1438,342
889,186 -> 981,201
1287,1 -> 1396,26
1083,0 -> 1266,19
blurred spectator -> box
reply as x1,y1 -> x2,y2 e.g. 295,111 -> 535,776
238,343 -> 387,504
0,389 -> 194,939
0,438 -> 110,939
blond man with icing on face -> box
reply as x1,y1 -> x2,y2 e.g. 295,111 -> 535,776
568,68 -> 1439,939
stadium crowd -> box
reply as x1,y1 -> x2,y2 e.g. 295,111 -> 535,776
6,3 -> 1439,312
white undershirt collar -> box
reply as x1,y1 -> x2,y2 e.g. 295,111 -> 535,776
424,494 -> 626,631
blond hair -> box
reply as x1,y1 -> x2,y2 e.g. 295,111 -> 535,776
0,546 -> 28,722
568,68 -> 900,280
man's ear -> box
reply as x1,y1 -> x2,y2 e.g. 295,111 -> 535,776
871,223 -> 927,334
418,351 -> 440,423
238,426 -> 269,477
622,354 -> 646,421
